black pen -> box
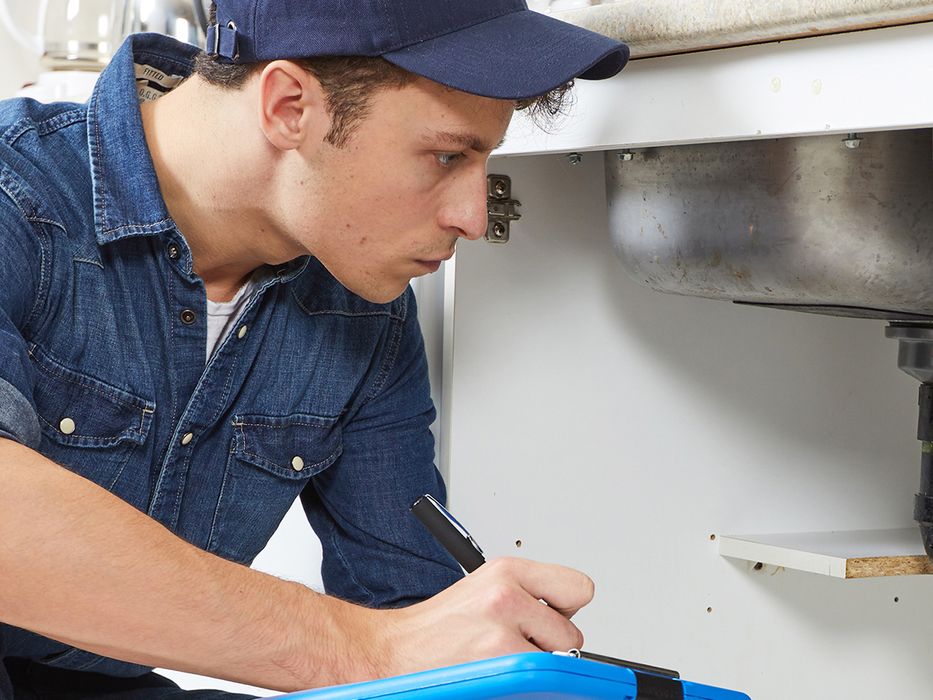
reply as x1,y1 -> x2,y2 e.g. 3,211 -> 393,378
411,493 -> 485,573
409,494 -> 680,680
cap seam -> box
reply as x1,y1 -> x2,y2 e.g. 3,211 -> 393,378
376,0 -> 401,51
251,0 -> 262,61
383,5 -> 526,53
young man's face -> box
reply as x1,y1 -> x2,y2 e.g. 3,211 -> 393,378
285,76 -> 515,304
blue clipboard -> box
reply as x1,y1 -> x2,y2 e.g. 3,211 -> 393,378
277,652 -> 751,699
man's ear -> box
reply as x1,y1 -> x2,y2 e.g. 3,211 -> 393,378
257,60 -> 329,152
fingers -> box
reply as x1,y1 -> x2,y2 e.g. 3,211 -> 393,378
519,600 -> 585,653
474,557 -> 593,651
384,555 -> 594,677
484,557 -> 595,618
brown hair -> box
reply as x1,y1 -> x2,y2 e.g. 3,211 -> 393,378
194,52 -> 422,147
194,6 -> 573,147
195,52 -> 574,147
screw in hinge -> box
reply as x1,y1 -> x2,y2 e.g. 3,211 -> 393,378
843,133 -> 862,149
567,152 -> 583,166
617,150 -> 635,162
485,174 -> 518,244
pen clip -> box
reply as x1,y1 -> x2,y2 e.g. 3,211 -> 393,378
419,494 -> 485,556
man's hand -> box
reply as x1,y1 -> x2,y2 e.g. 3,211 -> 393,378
0,438 -> 593,691
374,557 -> 595,678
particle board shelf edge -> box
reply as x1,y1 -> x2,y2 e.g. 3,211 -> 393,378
718,527 -> 933,578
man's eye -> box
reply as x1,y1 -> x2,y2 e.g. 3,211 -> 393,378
435,152 -> 465,167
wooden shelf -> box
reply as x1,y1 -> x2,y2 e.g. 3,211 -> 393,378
718,528 -> 933,578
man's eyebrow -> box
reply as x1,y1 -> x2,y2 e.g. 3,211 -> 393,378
422,130 -> 507,153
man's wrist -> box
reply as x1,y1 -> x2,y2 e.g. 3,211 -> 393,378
278,585 -> 395,690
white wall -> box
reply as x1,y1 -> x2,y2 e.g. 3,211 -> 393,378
0,3 -> 40,98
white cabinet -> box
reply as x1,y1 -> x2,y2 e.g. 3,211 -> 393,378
442,22 -> 933,699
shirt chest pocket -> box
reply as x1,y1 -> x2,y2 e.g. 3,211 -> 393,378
208,413 -> 342,564
29,344 -> 154,494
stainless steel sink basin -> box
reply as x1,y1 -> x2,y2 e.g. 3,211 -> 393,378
606,129 -> 933,320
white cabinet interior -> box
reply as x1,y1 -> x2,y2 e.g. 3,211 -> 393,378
443,148 -> 931,698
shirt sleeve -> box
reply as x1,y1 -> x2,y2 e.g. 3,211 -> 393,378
0,190 -> 43,448
300,288 -> 462,608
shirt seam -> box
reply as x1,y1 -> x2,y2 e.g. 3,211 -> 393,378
22,221 -> 51,333
1,109 -> 87,148
289,291 -> 404,322
0,184 -> 55,335
384,5 -> 524,52
323,500 -> 376,605
361,291 -> 409,406
27,344 -> 154,410
237,448 -> 337,474
233,419 -> 337,429
98,218 -> 177,238
89,82 -> 109,232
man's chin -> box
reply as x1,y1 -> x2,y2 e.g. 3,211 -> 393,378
318,261 -> 410,304
345,278 -> 411,305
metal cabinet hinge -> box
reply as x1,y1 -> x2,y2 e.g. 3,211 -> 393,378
486,175 -> 521,243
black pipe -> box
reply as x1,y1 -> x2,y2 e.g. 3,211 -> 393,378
914,384 -> 933,558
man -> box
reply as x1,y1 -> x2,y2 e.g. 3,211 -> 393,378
0,1 -> 628,696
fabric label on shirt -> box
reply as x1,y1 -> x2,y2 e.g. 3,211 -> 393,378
135,63 -> 185,103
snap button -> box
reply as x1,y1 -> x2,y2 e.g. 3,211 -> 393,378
180,309 -> 196,325
167,243 -> 180,260
181,432 -> 194,446
59,417 -> 76,435
291,456 -> 305,472
237,325 -> 248,339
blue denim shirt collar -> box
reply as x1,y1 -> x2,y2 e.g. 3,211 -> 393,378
86,33 -> 308,282
88,33 -> 198,246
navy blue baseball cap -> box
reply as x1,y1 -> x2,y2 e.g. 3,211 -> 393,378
206,0 -> 629,100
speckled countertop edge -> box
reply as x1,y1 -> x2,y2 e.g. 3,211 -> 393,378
553,0 -> 933,56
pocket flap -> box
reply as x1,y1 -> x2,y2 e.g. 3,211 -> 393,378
29,345 -> 154,448
232,413 -> 342,479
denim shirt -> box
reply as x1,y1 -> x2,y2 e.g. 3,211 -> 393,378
0,33 -> 460,677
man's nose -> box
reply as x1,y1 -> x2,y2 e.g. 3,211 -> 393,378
441,166 -> 489,241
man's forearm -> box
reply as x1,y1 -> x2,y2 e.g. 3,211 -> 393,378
0,438 -> 380,691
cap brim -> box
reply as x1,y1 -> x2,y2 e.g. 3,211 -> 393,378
382,9 -> 629,100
